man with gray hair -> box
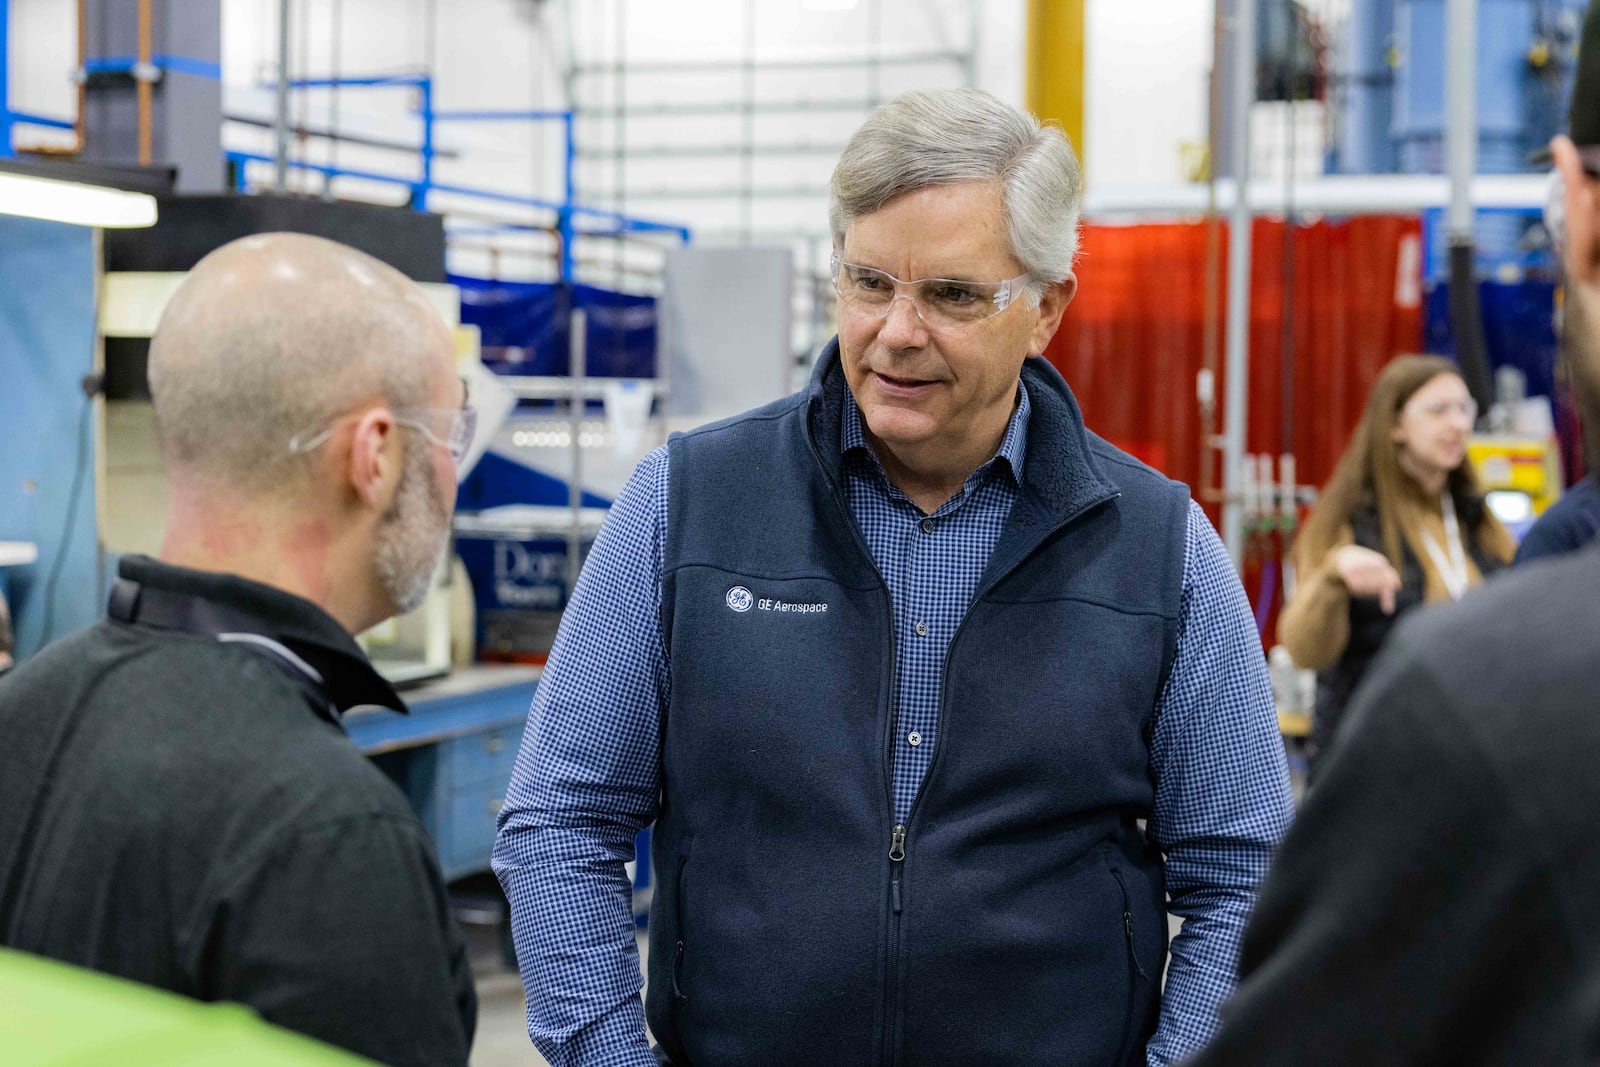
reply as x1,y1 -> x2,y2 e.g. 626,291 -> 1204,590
0,233 -> 477,1065
496,89 -> 1291,1066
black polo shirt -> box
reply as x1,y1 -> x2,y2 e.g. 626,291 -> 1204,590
0,556 -> 476,1066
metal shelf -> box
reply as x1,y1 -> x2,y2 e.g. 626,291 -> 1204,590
454,506 -> 610,541
571,49 -> 968,77
575,99 -> 879,120
499,376 -> 669,401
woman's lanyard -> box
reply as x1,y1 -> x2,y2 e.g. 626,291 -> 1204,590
1419,493 -> 1471,601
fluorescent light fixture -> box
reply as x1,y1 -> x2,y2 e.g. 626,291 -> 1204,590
0,170 -> 157,228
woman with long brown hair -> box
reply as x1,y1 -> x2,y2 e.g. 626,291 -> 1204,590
1281,354 -> 1516,773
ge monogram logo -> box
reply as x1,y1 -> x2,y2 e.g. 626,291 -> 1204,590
725,586 -> 754,613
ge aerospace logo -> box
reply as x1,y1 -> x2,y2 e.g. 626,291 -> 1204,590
725,586 -> 754,613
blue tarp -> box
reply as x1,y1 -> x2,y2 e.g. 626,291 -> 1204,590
449,274 -> 657,380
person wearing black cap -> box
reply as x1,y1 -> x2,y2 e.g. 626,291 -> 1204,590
1188,10 -> 1600,1063
0,234 -> 477,1066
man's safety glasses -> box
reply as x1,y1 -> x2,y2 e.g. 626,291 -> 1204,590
289,405 -> 478,472
830,250 -> 1032,330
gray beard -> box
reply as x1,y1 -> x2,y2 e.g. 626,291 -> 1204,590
375,441 -> 451,616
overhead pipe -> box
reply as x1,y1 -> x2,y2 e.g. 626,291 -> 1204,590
136,0 -> 152,164
274,0 -> 290,191
1222,0 -> 1257,566
1445,0 -> 1495,417
1200,4 -> 1227,509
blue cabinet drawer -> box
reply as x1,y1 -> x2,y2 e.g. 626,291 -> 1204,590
443,780 -> 507,879
444,722 -> 523,790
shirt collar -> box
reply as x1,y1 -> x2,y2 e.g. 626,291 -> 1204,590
840,380 -> 1031,492
109,555 -> 408,717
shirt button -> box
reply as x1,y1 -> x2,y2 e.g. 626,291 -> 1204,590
907,731 -> 923,747
914,621 -> 929,637
919,518 -> 935,534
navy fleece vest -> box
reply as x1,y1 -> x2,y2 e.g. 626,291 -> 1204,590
648,342 -> 1190,1067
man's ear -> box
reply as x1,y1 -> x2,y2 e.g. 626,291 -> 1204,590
345,407 -> 399,509
1554,136 -> 1600,287
1029,275 -> 1076,355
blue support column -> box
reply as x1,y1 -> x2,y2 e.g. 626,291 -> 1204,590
0,0 -> 14,159
557,207 -> 574,283
561,110 -> 576,284
417,76 -> 435,211
562,110 -> 575,206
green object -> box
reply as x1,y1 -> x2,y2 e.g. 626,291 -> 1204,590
0,948 -> 375,1066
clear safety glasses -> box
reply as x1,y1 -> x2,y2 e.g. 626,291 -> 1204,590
289,404 -> 478,472
830,250 -> 1032,330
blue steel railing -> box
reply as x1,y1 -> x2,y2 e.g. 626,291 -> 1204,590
239,73 -> 691,281
0,0 -> 77,156
0,0 -> 687,278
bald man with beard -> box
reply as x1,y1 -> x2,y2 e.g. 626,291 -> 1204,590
0,234 -> 477,1066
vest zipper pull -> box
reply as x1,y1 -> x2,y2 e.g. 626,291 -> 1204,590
889,824 -> 906,862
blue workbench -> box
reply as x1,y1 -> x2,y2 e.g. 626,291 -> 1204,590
345,664 -> 538,883
346,663 -> 651,914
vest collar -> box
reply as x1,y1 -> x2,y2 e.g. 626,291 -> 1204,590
803,337 -> 1120,527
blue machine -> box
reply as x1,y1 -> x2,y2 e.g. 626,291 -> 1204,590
1335,0 -> 1587,179
1329,0 -> 1583,478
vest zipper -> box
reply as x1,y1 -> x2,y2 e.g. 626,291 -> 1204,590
882,489 -> 1120,1065
808,417 -> 1121,1066
883,823 -> 907,1066
806,436 -> 907,1065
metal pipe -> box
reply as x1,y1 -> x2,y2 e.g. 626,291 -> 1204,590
274,0 -> 290,191
224,111 -> 460,157
573,99 -> 883,119
1445,0 -> 1495,416
741,0 -> 755,241
567,306 -> 587,597
576,141 -> 845,159
562,111 -> 575,205
136,0 -> 152,165
431,108 -> 576,122
1199,2 -> 1226,507
1222,0 -> 1256,566
418,77 -> 434,210
965,0 -> 979,88
74,0 -> 86,153
570,49 -> 967,77
1445,0 -> 1476,241
1084,171 -> 1549,214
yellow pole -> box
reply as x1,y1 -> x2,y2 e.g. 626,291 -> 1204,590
1025,0 -> 1086,168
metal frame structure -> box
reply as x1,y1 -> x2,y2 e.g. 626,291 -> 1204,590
236,73 -> 690,282
0,0 -> 78,157
0,0 -> 688,280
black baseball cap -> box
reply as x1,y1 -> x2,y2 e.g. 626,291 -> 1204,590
1532,1 -> 1600,172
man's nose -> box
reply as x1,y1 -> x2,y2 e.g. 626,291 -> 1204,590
879,292 -> 928,345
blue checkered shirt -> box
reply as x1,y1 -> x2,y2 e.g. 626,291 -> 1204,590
494,383 -> 1293,1067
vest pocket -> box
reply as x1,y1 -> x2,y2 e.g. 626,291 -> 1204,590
1108,863 -> 1150,1064
671,850 -> 691,1003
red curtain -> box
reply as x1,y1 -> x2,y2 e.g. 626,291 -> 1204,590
1046,215 -> 1425,642
1047,214 -> 1424,513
